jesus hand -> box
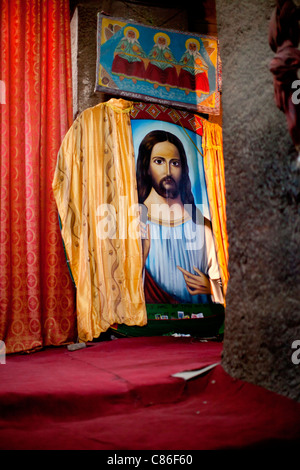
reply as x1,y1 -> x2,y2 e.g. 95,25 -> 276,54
177,265 -> 211,295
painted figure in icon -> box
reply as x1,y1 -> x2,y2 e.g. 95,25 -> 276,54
136,130 -> 223,305
111,26 -> 147,83
178,38 -> 210,97
145,33 -> 178,91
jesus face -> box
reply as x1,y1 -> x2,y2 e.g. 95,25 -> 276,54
148,140 -> 182,200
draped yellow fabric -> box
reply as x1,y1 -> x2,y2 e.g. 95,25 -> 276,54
202,120 -> 229,297
52,98 -> 147,342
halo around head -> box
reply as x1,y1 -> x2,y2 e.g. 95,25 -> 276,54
154,32 -> 171,46
124,26 -> 140,39
185,37 -> 200,51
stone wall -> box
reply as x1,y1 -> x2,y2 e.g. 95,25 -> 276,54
216,0 -> 300,401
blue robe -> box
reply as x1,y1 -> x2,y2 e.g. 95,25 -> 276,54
145,214 -> 223,304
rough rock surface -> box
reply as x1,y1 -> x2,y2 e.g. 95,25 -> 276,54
216,0 -> 300,401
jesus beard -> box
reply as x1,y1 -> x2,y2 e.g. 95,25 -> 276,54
153,176 -> 181,200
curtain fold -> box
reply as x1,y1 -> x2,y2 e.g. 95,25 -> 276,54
0,0 -> 76,354
202,120 -> 229,297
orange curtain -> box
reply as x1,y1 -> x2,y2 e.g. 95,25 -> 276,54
52,99 -> 147,342
0,0 -> 76,354
202,120 -> 229,297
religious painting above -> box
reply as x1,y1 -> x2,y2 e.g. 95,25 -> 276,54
95,14 -> 221,115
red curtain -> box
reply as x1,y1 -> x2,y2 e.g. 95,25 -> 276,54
0,0 -> 76,354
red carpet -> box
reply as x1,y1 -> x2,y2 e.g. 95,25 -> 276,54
0,336 -> 300,450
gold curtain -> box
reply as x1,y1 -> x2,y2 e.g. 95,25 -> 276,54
52,98 -> 147,342
202,120 -> 229,297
